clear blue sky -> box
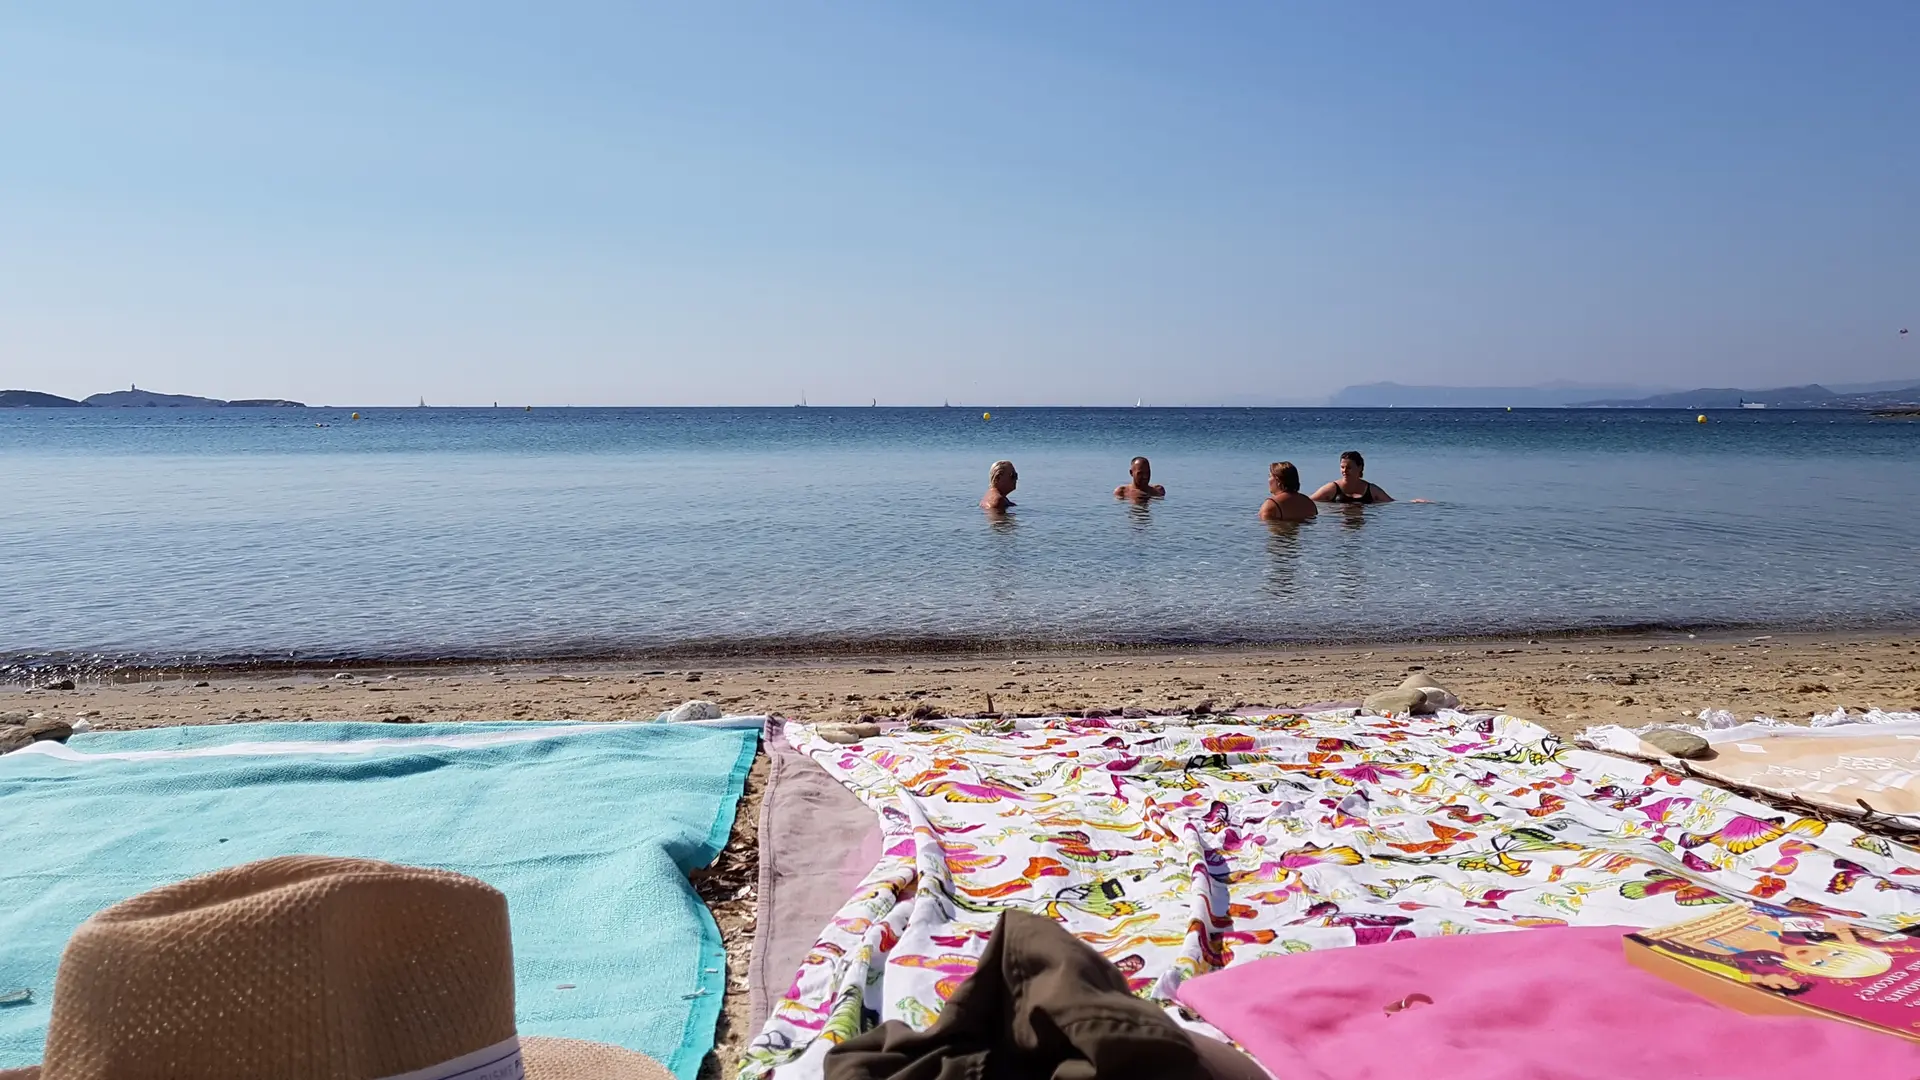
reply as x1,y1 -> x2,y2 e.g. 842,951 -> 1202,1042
2,2 -> 1914,405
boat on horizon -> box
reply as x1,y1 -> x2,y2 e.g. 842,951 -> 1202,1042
1740,399 -> 1767,409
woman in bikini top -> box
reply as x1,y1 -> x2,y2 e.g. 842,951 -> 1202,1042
1311,450 -> 1393,504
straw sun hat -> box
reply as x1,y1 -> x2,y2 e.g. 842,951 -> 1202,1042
0,856 -> 671,1080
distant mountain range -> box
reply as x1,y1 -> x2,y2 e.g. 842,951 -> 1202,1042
1327,380 -> 1920,409
9,381 -> 1918,411
1825,379 -> 1920,395
1575,384 -> 1920,409
1327,382 -> 1667,408
0,388 -> 305,408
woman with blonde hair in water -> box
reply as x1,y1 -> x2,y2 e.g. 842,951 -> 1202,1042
981,460 -> 1018,512
1259,462 -> 1317,522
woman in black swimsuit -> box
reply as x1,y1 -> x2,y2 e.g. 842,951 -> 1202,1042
1311,450 -> 1393,504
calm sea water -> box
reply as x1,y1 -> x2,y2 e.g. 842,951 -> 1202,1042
3,407 -> 1917,674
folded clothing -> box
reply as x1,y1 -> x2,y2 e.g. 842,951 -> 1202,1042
1174,925 -> 1920,1080
826,909 -> 1265,1080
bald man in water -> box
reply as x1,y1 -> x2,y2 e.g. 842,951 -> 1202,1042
1114,456 -> 1166,501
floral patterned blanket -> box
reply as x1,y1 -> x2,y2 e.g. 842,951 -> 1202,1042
743,711 -> 1920,1079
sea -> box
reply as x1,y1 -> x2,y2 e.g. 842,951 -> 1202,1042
3,407 -> 1917,676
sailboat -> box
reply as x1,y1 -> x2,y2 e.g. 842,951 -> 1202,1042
796,391 -> 808,408
418,396 -> 427,408
1136,398 -> 1143,408
871,398 -> 878,407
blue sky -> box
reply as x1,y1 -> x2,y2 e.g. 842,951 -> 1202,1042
2,2 -> 1914,405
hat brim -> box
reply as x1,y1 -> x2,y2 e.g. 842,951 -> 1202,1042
522,1036 -> 675,1080
0,1039 -> 669,1080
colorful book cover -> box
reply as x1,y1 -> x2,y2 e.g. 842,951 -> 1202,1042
1626,905 -> 1920,1043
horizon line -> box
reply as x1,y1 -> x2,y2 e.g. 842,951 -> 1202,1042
9,401 -> 1897,412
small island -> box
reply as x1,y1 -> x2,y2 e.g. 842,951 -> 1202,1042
0,387 -> 306,408
0,390 -> 84,407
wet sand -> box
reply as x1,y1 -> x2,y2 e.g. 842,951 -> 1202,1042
8,630 -> 1919,1076
10,630 -> 1917,733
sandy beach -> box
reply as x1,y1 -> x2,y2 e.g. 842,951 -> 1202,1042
10,630 -> 1917,733
8,630 -> 1919,1076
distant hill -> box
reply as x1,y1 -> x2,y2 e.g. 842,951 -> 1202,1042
1573,384 -> 1920,409
1327,382 -> 1667,408
1838,386 -> 1920,407
84,389 -> 226,407
1828,379 -> 1920,395
1576,384 -> 1832,408
80,389 -> 306,408
0,390 -> 84,407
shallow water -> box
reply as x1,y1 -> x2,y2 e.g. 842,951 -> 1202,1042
3,407 -> 1917,671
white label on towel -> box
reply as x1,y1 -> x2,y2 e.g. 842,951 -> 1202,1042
1838,756 -> 1904,772
1734,743 -> 1765,753
379,1037 -> 524,1080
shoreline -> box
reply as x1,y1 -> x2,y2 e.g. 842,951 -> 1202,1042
7,629 -> 1917,732
10,620 -> 1920,686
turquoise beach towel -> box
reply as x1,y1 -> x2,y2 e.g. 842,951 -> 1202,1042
0,721 -> 757,1079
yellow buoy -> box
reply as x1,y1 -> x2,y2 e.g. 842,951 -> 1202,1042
1506,406 -> 1512,412
1697,414 -> 1707,423
351,412 -> 360,420
983,412 -> 991,421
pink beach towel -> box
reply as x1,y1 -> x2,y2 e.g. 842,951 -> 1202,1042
1174,926 -> 1920,1080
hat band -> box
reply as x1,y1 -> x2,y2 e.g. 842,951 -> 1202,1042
378,1036 -> 523,1080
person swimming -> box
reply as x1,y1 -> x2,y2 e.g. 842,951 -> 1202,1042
1113,456 -> 1166,501
1259,461 -> 1318,522
981,459 -> 1018,511
1312,450 -> 1393,504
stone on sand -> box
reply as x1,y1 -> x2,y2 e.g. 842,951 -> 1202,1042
655,699 -> 724,723
1363,687 -> 1427,716
1398,672 -> 1460,711
1363,674 -> 1463,716
0,718 -> 72,755
1639,728 -> 1713,760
